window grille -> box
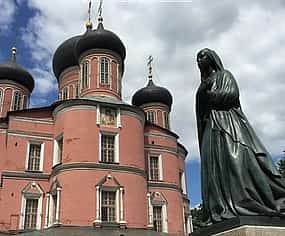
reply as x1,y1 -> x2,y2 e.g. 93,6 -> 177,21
57,138 -> 63,164
0,89 -> 2,107
146,111 -> 156,124
74,83 -> 79,98
101,191 -> 116,222
100,57 -> 109,84
163,112 -> 169,129
101,135 -> 115,163
24,199 -> 38,230
62,87 -> 68,100
153,206 -> 162,232
81,61 -> 89,89
27,143 -> 41,171
149,156 -> 159,181
12,91 -> 23,111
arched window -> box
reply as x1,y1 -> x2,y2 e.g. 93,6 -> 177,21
162,111 -> 170,129
94,175 -> 126,227
12,91 -> 23,111
0,89 -> 3,110
100,57 -> 109,84
81,60 -> 89,89
19,183 -> 44,230
147,192 -> 168,233
74,83 -> 80,98
146,110 -> 157,124
62,87 -> 68,100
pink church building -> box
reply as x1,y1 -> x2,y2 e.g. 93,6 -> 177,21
0,14 -> 192,236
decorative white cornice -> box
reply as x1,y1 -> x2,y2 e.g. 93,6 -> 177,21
144,132 -> 177,142
10,116 -> 54,125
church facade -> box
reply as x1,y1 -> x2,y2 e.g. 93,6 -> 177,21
0,12 -> 192,236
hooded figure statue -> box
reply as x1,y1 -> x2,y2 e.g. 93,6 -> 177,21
196,48 -> 285,224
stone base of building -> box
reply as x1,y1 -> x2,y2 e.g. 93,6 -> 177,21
190,216 -> 285,236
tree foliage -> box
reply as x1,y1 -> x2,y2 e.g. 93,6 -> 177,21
190,204 -> 204,230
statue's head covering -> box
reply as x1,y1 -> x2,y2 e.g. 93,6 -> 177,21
197,48 -> 224,71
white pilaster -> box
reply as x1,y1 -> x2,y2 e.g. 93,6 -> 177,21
119,187 -> 124,222
95,186 -> 101,223
55,187 -> 61,224
44,193 -> 50,228
147,193 -> 153,228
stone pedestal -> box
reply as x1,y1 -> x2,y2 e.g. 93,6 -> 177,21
190,216 -> 285,236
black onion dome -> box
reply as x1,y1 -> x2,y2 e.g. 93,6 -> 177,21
76,23 -> 126,61
0,61 -> 34,92
132,80 -> 173,109
52,35 -> 81,79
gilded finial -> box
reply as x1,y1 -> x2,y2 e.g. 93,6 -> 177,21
11,47 -> 17,62
147,55 -> 154,80
86,0 -> 93,30
98,0 -> 103,23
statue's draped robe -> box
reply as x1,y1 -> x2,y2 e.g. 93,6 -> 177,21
196,70 -> 285,222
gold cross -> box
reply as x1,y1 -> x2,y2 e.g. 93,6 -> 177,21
147,55 -> 153,79
88,0 -> 92,24
98,0 -> 103,18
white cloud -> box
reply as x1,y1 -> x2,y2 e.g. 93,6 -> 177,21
20,0 -> 285,161
0,0 -> 16,32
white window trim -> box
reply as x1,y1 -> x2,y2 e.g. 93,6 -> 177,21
117,64 -> 119,94
62,87 -> 69,100
48,187 -> 62,227
99,57 -> 111,85
117,108 -> 121,128
149,192 -> 168,233
74,83 -> 80,98
148,153 -> 163,181
162,204 -> 168,233
146,110 -> 157,124
109,60 -> 113,90
53,135 -> 63,166
96,104 -> 100,125
94,185 -> 125,224
11,89 -> 24,111
19,183 -> 43,230
183,209 -> 192,235
80,60 -> 90,90
0,88 -> 3,113
181,171 -> 187,194
99,132 -> 119,163
162,111 -> 170,129
25,141 -> 45,171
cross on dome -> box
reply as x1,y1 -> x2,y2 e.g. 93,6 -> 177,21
98,0 -> 103,23
147,55 -> 153,80
86,0 -> 93,30
11,47 -> 17,62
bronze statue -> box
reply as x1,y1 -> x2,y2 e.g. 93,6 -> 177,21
196,48 -> 285,224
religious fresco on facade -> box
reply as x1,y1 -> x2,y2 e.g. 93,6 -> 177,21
100,107 -> 117,126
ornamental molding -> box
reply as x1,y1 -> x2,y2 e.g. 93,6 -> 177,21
51,162 -> 147,178
148,182 -> 180,192
10,116 -> 54,125
144,132 -> 177,142
7,129 -> 53,141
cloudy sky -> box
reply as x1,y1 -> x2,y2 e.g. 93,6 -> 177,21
1,0 -> 285,207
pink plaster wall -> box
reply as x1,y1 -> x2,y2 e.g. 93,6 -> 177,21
55,170 -> 148,228
0,179 -> 48,231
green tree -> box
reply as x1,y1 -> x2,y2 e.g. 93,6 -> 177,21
190,204 -> 204,230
